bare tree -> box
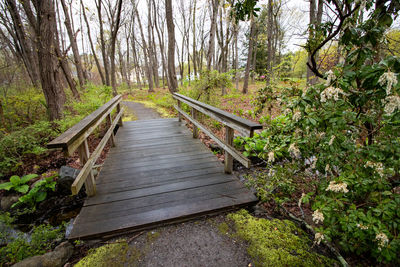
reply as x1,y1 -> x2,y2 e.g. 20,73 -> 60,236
165,0 -> 178,92
242,15 -> 256,94
60,0 -> 86,87
207,0 -> 219,70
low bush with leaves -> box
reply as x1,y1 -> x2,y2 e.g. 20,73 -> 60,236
236,2 -> 400,264
0,174 -> 38,194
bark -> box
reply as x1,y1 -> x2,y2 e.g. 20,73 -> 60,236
110,0 -> 123,96
307,0 -> 323,85
60,0 -> 85,87
242,15 -> 256,94
135,7 -> 154,92
234,22 -> 239,91
207,0 -> 219,70
96,0 -> 110,86
34,0 -> 66,120
266,0 -> 273,84
165,0 -> 178,92
153,0 -> 169,89
81,0 -> 105,85
192,0 -> 198,76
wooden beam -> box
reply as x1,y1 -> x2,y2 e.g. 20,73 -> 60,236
173,94 -> 251,136
48,95 -> 122,150
77,139 -> 96,196
174,105 -> 250,168
71,108 -> 124,195
224,126 -> 234,174
191,108 -> 198,138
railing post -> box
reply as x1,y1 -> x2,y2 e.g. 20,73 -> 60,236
177,100 -> 182,122
191,108 -> 198,138
224,126 -> 234,174
106,114 -> 116,147
117,103 -> 123,127
78,139 -> 96,196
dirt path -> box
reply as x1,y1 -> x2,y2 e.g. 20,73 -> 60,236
122,101 -> 161,120
113,102 -> 252,267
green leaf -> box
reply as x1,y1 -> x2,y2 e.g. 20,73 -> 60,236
10,175 -> 21,186
16,184 -> 29,194
21,174 -> 38,184
35,191 -> 47,203
0,182 -> 13,191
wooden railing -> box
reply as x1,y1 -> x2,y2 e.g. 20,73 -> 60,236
47,95 -> 123,196
172,93 -> 262,174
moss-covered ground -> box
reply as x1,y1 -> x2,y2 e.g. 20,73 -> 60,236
226,210 -> 337,267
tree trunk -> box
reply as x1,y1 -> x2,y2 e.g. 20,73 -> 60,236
242,15 -> 255,94
81,0 -> 105,85
234,22 -> 239,91
207,0 -> 219,71
153,0 -> 169,89
36,0 -> 66,120
110,0 -> 123,96
60,0 -> 85,87
266,0 -> 273,84
97,0 -> 110,86
165,0 -> 178,92
135,8 -> 154,93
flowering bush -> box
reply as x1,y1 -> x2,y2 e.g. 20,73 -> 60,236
237,1 -> 400,264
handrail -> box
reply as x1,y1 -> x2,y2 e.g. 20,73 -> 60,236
172,93 -> 262,174
47,95 -> 123,196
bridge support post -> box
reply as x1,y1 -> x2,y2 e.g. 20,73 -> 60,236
224,126 -> 234,174
191,108 -> 198,138
106,114 -> 116,147
177,100 -> 182,122
117,103 -> 123,127
78,139 -> 96,196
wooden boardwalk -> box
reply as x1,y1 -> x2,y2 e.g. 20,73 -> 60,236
68,118 -> 258,239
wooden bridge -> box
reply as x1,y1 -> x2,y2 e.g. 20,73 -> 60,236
48,94 -> 262,240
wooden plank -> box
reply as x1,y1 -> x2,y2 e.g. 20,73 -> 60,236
47,95 -> 121,150
101,152 -> 215,171
116,132 -> 192,142
173,93 -> 262,135
109,138 -> 202,153
77,140 -> 96,196
96,161 -> 223,184
69,190 -> 257,239
98,154 -> 222,176
174,105 -> 251,168
85,174 -> 236,206
76,182 -> 248,224
96,169 -> 225,193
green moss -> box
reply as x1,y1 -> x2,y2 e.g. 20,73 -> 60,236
146,231 -> 160,243
75,240 -> 141,267
227,210 -> 336,267
218,222 -> 229,235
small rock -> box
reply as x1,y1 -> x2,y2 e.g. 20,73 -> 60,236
12,241 -> 73,267
58,166 -> 79,191
1,195 -> 20,211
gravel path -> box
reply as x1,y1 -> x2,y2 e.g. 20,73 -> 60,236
122,101 -> 161,120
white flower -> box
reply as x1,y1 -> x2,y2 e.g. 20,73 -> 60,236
378,71 -> 397,95
326,181 -> 349,193
325,70 -> 336,86
292,111 -> 301,122
320,86 -> 345,102
328,135 -> 336,146
311,157 -> 318,169
383,95 -> 400,115
314,233 -> 325,245
288,143 -> 301,159
365,161 -> 385,177
317,132 -> 326,140
375,232 -> 389,250
356,223 -> 369,230
325,164 -> 330,173
263,144 -> 268,151
284,108 -> 291,115
268,151 -> 275,163
312,209 -> 324,224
